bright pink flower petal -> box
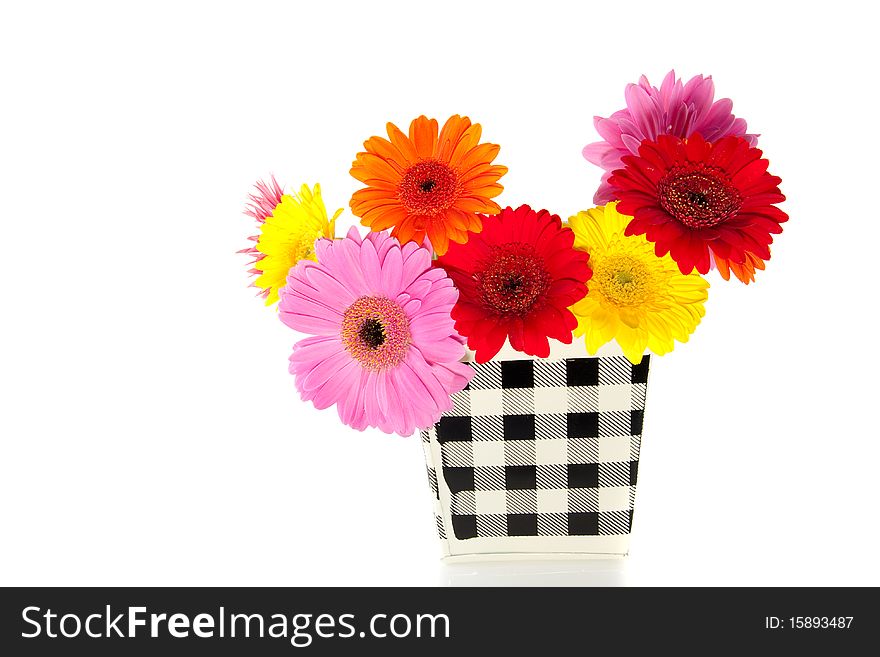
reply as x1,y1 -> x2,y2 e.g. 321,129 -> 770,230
400,247 -> 432,289
279,310 -> 341,335
312,360 -> 359,410
359,237 -> 382,295
300,349 -> 355,393
431,360 -> 474,392
385,375 -> 415,436
244,176 -> 284,223
281,291 -> 344,322
380,245 -> 403,295
404,351 -> 450,412
414,336 -> 466,364
289,336 -> 344,367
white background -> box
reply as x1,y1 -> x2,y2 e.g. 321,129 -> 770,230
2,0 -> 878,586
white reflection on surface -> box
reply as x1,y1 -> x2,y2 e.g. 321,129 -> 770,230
440,559 -> 626,587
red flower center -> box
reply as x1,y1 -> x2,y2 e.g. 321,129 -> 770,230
657,166 -> 742,229
476,244 -> 551,316
398,159 -> 460,215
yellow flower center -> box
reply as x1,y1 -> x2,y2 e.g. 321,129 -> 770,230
592,254 -> 660,306
288,228 -> 321,263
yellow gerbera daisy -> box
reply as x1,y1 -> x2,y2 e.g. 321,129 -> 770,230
567,202 -> 709,364
254,183 -> 342,306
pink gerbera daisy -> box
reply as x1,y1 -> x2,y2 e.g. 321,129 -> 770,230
583,71 -> 758,204
279,227 -> 474,435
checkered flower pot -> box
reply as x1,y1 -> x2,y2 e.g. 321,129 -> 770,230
421,343 -> 649,561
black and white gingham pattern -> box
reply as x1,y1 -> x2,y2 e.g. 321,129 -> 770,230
423,432 -> 446,540
422,356 -> 648,540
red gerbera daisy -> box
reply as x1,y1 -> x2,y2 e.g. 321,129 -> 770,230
436,205 -> 592,363
609,134 -> 787,277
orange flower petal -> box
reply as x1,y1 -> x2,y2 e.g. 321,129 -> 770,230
362,206 -> 408,231
456,142 -> 501,172
444,208 -> 470,231
466,183 -> 504,199
350,187 -> 398,203
386,122 -> 419,162
714,254 -> 732,281
392,214 -> 427,246
427,220 -> 450,255
437,115 -> 473,160
455,196 -> 500,213
351,152 -> 403,184
465,211 -> 484,232
356,178 -> 399,192
460,164 -> 509,185
461,175 -> 507,196
448,125 -> 485,166
409,115 -> 439,159
446,224 -> 469,245
363,136 -> 413,170
713,250 -> 765,284
351,196 -> 401,217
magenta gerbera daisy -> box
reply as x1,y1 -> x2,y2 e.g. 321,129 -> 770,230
279,227 -> 473,435
583,71 -> 758,204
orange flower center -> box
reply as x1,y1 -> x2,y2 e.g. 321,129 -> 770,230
657,165 -> 742,229
398,159 -> 460,215
341,296 -> 411,370
476,244 -> 551,316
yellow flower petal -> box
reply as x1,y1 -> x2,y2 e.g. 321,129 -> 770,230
567,202 -> 631,252
616,325 -> 650,364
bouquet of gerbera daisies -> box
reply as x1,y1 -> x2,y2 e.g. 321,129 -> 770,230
240,72 -> 786,558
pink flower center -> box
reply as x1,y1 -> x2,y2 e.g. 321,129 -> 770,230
657,165 -> 742,229
476,244 -> 551,316
341,296 -> 411,370
398,159 -> 460,215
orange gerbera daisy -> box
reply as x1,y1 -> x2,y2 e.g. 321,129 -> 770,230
349,115 -> 507,255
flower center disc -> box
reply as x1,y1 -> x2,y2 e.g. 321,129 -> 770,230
658,166 -> 742,229
341,297 -> 411,370
290,235 -> 317,263
593,254 -> 656,306
398,159 -> 460,215
358,318 -> 386,349
477,244 -> 551,316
